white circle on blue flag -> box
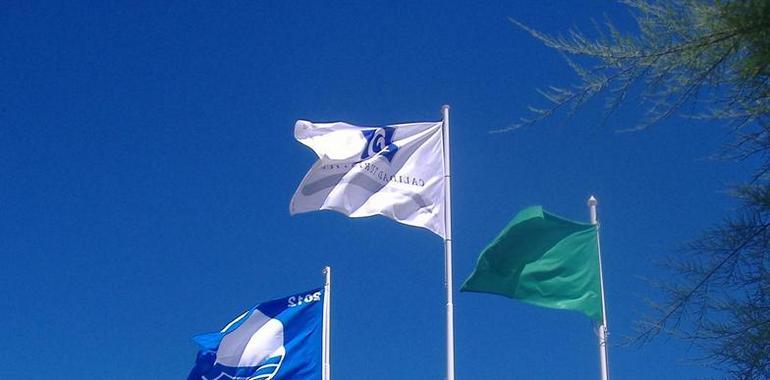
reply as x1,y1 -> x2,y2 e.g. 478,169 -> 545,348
215,309 -> 286,376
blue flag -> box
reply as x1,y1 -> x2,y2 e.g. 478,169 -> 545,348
188,288 -> 324,380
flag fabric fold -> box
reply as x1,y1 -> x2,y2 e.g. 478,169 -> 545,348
188,289 -> 324,380
290,120 -> 446,238
461,206 -> 603,321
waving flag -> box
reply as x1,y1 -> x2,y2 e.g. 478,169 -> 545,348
188,289 -> 324,380
461,206 -> 603,321
290,120 -> 446,238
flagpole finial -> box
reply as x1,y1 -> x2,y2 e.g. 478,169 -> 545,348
442,104 -> 450,111
588,196 -> 598,225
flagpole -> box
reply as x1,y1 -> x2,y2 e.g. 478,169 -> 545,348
588,196 -> 609,380
442,105 -> 455,380
322,266 -> 331,380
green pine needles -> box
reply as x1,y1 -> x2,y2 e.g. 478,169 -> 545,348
505,0 -> 769,133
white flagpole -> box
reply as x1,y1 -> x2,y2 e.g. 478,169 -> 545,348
442,105 -> 455,380
588,196 -> 609,380
322,266 -> 332,380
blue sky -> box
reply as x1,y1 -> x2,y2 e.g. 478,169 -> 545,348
1,1 -> 749,379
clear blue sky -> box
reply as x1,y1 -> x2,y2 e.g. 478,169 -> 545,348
1,1 -> 749,379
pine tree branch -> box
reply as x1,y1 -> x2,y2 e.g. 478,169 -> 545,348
635,221 -> 770,343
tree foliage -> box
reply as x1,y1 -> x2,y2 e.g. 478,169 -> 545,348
644,184 -> 770,378
506,0 -> 769,133
513,0 -> 770,377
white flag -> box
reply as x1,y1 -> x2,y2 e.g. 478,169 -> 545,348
290,119 -> 446,238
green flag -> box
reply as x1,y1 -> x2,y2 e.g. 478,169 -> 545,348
461,206 -> 603,321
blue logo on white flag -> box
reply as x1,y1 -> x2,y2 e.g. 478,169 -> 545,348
360,127 -> 398,162
189,289 -> 323,380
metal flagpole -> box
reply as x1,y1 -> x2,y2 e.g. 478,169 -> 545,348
442,105 -> 455,380
322,266 -> 332,380
588,196 -> 609,380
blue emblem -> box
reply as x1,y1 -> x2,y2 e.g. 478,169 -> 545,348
360,127 -> 398,162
